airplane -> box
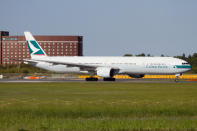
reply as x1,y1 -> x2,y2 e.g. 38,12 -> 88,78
23,31 -> 192,81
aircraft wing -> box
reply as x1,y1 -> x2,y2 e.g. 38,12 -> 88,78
8,58 -> 119,72
8,58 -> 97,71
7,58 -> 39,66
24,59 -> 98,71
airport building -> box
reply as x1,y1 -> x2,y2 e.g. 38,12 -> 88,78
0,31 -> 83,65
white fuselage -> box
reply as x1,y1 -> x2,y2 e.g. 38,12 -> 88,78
27,56 -> 191,75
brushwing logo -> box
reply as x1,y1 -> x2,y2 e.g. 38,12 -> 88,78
27,40 -> 45,55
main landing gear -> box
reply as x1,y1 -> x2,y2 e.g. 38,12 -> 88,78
85,77 -> 116,81
86,77 -> 98,81
103,77 -> 116,81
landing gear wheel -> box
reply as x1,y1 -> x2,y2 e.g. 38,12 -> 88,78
103,78 -> 116,81
175,73 -> 182,83
86,77 -> 98,81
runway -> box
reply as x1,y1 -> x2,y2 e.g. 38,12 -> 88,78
0,79 -> 197,83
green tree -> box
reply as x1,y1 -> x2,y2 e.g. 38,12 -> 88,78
136,53 -> 145,56
124,54 -> 133,56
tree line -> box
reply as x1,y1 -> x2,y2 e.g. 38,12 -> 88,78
0,64 -> 48,74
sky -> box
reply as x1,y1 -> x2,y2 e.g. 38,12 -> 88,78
0,0 -> 197,56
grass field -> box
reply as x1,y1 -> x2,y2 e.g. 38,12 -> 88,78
0,82 -> 197,131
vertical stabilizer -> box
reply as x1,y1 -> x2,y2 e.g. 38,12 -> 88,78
24,31 -> 47,58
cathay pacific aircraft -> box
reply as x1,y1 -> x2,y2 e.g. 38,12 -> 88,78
23,31 -> 192,81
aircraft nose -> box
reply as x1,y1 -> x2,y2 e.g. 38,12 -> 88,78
174,64 -> 192,70
184,64 -> 192,71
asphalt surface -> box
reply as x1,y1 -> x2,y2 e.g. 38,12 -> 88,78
0,79 -> 197,83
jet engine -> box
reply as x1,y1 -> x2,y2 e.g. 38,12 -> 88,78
128,74 -> 145,78
96,67 -> 116,77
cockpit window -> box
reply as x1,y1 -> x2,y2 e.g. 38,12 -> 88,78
182,62 -> 189,65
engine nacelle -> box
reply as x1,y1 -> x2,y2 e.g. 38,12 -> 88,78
128,74 -> 145,78
96,67 -> 116,78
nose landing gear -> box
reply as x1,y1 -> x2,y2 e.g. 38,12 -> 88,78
175,73 -> 182,82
